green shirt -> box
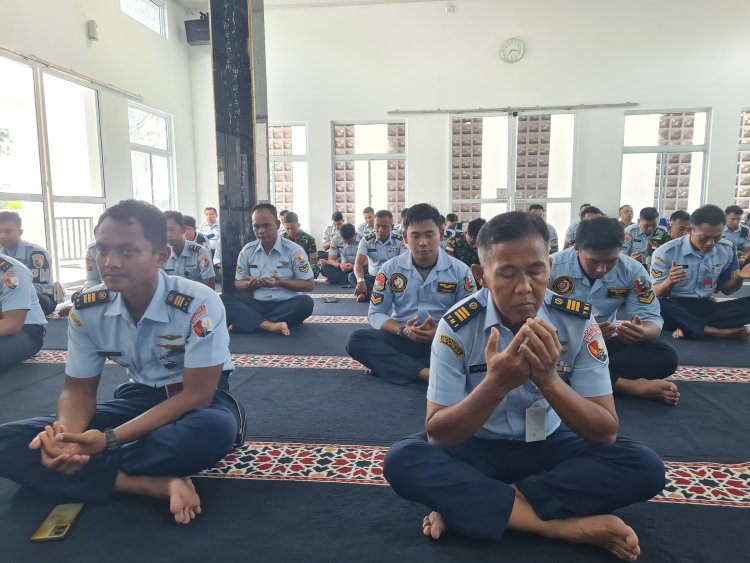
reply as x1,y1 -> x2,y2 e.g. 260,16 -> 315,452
283,230 -> 319,277
446,232 -> 479,270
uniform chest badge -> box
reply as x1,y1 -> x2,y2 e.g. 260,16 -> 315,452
389,273 -> 408,292
437,281 -> 457,294
551,276 -> 575,296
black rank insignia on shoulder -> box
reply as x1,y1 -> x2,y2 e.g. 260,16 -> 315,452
550,296 -> 591,319
392,233 -> 403,241
443,297 -> 484,331
0,258 -> 11,272
74,290 -> 110,309
165,290 -> 194,313
364,232 -> 376,241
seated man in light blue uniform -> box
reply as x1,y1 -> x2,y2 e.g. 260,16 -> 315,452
562,205 -> 602,249
163,211 -> 216,289
384,212 -> 664,560
652,204 -> 750,340
352,209 -> 404,302
0,253 -> 47,370
0,211 -> 57,315
347,204 -> 475,385
322,223 -> 360,285
551,217 -> 678,405
0,200 -> 244,525
222,204 -> 315,336
357,206 -> 375,240
622,207 -> 667,268
723,205 -> 750,266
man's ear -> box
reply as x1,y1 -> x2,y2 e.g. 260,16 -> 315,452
470,263 -> 484,287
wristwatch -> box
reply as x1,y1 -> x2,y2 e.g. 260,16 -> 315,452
103,427 -> 120,457
396,326 -> 406,337
356,277 -> 365,284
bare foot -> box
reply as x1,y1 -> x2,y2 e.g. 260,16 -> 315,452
422,511 -> 447,540
549,514 -> 640,561
356,294 -> 368,303
259,321 -> 291,336
615,378 -> 680,406
705,325 -> 750,341
672,328 -> 684,339
168,477 -> 202,525
365,368 -> 374,376
227,324 -> 234,333
323,278 -> 332,285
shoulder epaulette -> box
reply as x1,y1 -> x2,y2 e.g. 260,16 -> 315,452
365,232 -> 376,241
392,233 -> 403,241
165,290 -> 194,313
741,225 -> 749,237
443,297 -> 484,331
549,296 -> 591,319
74,289 -> 110,309
187,242 -> 202,251
0,258 -> 11,272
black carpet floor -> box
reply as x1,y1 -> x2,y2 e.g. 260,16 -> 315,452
1,290 -> 748,562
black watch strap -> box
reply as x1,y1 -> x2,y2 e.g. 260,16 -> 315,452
396,326 -> 406,337
103,427 -> 120,457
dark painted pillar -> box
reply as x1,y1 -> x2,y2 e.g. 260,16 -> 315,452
209,0 -> 269,291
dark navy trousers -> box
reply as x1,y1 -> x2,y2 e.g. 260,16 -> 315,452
384,428 -> 665,541
0,324 -> 45,371
0,382 -> 242,503
659,295 -> 750,339
320,264 -> 349,285
348,273 -> 375,296
346,328 -> 431,385
606,337 -> 678,385
222,293 -> 314,333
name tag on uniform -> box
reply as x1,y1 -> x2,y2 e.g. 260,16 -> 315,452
437,282 -> 458,294
525,405 -> 546,442
469,363 -> 487,374
97,350 -> 122,357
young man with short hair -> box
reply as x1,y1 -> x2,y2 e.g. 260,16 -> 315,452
352,210 -> 404,302
321,211 -> 344,252
282,212 -> 319,278
357,207 -> 375,239
563,206 -> 603,249
0,200 -> 244,524
347,204 -> 475,384
446,218 -> 486,272
551,217 -> 678,404
222,204 -> 315,336
322,223 -> 359,285
0,211 -> 57,315
651,204 -> 750,340
163,211 -> 216,289
722,205 -> 750,266
622,207 -> 667,267
197,207 -> 220,256
528,204 -> 558,253
183,215 -> 210,250
384,211 -> 663,560
618,205 -> 634,229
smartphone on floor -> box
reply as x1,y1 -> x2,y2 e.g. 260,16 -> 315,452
31,503 -> 84,542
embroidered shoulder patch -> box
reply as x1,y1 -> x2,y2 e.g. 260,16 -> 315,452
0,258 -> 11,272
443,297 -> 484,331
370,292 -> 384,305
74,290 -> 110,309
549,296 -> 591,319
364,232 -> 376,241
551,275 -> 575,296
166,290 -> 194,312
440,335 -> 464,357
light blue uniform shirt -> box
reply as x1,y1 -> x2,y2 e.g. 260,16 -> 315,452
198,221 -> 220,251
564,220 -> 580,247
164,241 -> 215,282
622,224 -> 667,265
322,224 -> 339,247
66,270 -> 232,385
722,225 -> 750,256
357,223 -> 375,239
368,248 -> 476,330
550,248 -> 661,326
235,236 -> 314,302
0,253 -> 47,326
329,234 -> 359,264
83,243 -> 102,291
357,232 -> 404,276
428,288 -> 612,441
650,235 -> 739,298
0,240 -> 54,296
547,223 -> 559,251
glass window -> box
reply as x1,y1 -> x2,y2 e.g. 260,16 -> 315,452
620,111 -> 708,218
450,113 -> 574,223
0,57 -> 42,195
268,125 -> 310,228
735,111 -> 750,216
43,73 -> 103,197
53,202 -> 105,286
128,103 -> 173,210
120,0 -> 166,37
0,200 -> 46,253
332,123 -> 406,224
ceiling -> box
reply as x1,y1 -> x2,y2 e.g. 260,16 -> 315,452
172,0 -> 443,15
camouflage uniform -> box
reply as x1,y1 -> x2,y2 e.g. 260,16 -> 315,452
643,230 -> 672,269
446,232 -> 480,270
283,230 -> 320,278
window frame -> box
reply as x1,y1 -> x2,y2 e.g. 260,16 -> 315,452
120,0 -> 168,38
735,108 -> 750,216
268,122 -> 309,224
127,101 -> 175,210
620,108 -> 711,214
330,120 -> 408,224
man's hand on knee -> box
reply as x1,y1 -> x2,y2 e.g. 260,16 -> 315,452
29,422 -> 91,475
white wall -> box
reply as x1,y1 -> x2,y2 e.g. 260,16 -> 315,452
0,0 -> 199,213
223,0 -> 750,238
